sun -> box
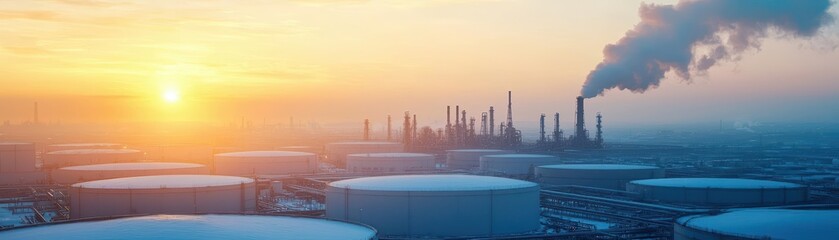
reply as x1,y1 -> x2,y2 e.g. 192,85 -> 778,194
162,89 -> 181,103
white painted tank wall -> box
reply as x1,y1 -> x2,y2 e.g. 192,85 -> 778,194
480,154 -> 559,176
674,209 -> 839,240
0,142 -> 37,173
536,164 -> 664,190
52,162 -> 208,184
326,175 -> 540,238
46,143 -> 125,152
447,149 -> 512,170
213,151 -> 317,176
325,142 -> 404,167
70,175 -> 256,219
346,153 -> 434,173
627,178 -> 808,206
44,149 -> 143,168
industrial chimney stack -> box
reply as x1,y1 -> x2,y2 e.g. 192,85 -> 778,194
574,96 -> 587,140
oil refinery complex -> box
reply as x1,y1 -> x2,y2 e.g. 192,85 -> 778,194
1,93 -> 838,240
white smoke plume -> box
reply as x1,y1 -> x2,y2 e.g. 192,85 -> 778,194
581,0 -> 834,98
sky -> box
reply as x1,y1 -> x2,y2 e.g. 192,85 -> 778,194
1,0 -> 837,128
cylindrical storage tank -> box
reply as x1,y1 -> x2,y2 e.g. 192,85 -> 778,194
70,175 -> 256,219
536,164 -> 664,190
480,154 -> 559,176
276,146 -> 322,154
52,162 -> 208,185
346,153 -> 435,173
43,149 -> 143,168
46,143 -> 125,152
138,144 -> 214,164
675,208 -> 839,240
326,175 -> 540,238
325,142 -> 404,167
446,149 -> 512,170
213,151 -> 317,176
627,178 -> 808,206
0,214 -> 378,240
0,142 -> 37,173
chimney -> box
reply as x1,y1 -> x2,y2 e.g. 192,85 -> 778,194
575,96 -> 587,140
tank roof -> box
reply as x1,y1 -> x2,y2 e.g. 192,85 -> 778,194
60,162 -> 204,171
215,151 -> 314,158
482,154 -> 556,158
72,175 -> 253,189
47,149 -> 141,155
330,174 -> 537,191
446,149 -> 508,153
678,209 -> 839,240
541,164 -> 659,170
631,178 -> 801,189
347,153 -> 433,158
0,214 -> 376,240
329,141 -> 400,145
49,143 -> 122,147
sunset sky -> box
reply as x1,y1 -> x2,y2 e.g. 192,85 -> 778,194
1,0 -> 837,127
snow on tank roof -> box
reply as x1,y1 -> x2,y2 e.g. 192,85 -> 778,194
72,175 -> 253,189
347,152 -> 432,158
446,149 -> 508,153
49,143 -> 122,147
482,154 -> 556,158
541,164 -> 659,170
215,151 -> 314,157
677,209 -> 839,240
631,178 -> 801,189
329,141 -> 400,145
47,149 -> 141,155
60,162 -> 204,171
0,214 -> 377,240
330,174 -> 537,191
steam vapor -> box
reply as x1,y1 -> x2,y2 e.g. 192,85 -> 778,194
581,0 -> 834,98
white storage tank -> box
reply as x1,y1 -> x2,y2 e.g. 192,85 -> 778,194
346,153 -> 435,173
70,175 -> 256,219
480,154 -> 559,176
0,142 -> 37,173
675,208 -> 839,240
446,149 -> 512,170
44,149 -> 143,168
325,141 -> 404,167
0,214 -> 378,240
213,151 -> 317,176
52,162 -> 208,184
627,178 -> 808,206
536,164 -> 664,190
276,145 -> 322,154
46,143 -> 125,152
326,175 -> 540,238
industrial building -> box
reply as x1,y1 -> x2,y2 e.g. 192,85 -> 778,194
324,141 -> 404,167
675,208 -> 838,240
69,175 -> 256,219
446,149 -> 512,170
43,149 -> 143,169
536,164 -> 664,190
627,178 -> 808,206
0,214 -> 378,240
326,174 -> 540,238
480,154 -> 559,177
213,151 -> 317,176
51,162 -> 208,185
346,153 -> 435,173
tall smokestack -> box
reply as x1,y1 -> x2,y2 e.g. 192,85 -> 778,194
581,0 -> 834,98
363,119 -> 370,140
506,91 -> 513,129
575,96 -> 586,140
387,115 -> 392,141
539,114 -> 546,143
488,106 -> 495,136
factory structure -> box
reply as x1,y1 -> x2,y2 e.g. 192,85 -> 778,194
1,93 -> 838,240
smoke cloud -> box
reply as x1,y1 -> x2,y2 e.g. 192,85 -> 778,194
581,0 -> 834,98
